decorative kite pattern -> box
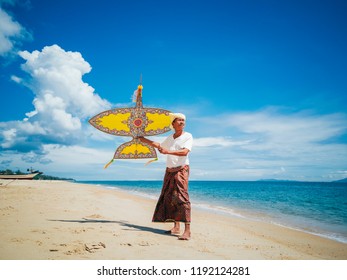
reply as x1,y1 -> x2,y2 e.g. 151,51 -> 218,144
89,84 -> 172,168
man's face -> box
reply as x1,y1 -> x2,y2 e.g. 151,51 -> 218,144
173,118 -> 185,130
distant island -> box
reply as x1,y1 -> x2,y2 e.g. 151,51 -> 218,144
333,178 -> 347,183
0,169 -> 74,181
258,178 -> 347,183
257,179 -> 300,182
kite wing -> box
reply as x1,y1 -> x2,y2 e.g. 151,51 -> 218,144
89,108 -> 172,138
114,138 -> 157,159
88,83 -> 172,167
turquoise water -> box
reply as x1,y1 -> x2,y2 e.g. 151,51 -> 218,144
80,180 -> 347,244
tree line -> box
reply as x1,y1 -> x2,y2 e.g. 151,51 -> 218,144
0,169 -> 74,181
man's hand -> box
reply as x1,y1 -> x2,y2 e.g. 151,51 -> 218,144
138,136 -> 161,149
158,146 -> 169,154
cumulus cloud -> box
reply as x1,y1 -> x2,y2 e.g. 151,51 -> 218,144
0,144 -> 166,180
0,5 -> 31,56
0,44 -> 111,153
21,151 -> 52,164
190,108 -> 347,181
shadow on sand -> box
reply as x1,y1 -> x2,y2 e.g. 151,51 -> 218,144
48,218 -> 170,236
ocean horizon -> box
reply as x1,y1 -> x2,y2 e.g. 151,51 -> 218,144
79,180 -> 347,244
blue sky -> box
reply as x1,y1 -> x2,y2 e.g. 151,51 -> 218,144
1,0 -> 346,181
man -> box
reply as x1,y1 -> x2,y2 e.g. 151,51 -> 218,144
139,113 -> 193,240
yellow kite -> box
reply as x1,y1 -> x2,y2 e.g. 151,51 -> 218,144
89,83 -> 172,168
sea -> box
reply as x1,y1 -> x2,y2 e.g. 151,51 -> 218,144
80,180 -> 347,244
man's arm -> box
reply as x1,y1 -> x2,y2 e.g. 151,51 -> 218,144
139,137 -> 190,157
158,147 -> 190,157
138,136 -> 161,149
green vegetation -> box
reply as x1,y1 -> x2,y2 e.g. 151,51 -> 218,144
0,169 -> 74,181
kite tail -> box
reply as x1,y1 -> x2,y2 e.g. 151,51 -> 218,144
145,158 -> 158,166
104,158 -> 115,169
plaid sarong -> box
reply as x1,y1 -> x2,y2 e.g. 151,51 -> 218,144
152,165 -> 191,223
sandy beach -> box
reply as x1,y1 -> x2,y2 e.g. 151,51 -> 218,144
0,179 -> 346,260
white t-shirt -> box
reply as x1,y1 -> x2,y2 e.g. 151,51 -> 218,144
161,132 -> 193,168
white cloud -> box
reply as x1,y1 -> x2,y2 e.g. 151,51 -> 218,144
18,45 -> 110,118
1,128 -> 17,148
0,144 -> 166,180
0,6 -> 30,56
225,109 -> 347,144
10,75 -> 22,83
189,109 -> 347,181
0,44 -> 111,152
194,137 -> 251,148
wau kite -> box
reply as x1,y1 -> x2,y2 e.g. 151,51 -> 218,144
89,83 -> 172,168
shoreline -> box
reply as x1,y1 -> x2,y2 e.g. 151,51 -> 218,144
80,180 -> 347,245
1,179 -> 346,260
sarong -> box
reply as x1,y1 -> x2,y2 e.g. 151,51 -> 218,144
152,165 -> 191,223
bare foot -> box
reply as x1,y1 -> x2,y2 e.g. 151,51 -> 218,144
165,227 -> 180,235
178,232 -> 191,240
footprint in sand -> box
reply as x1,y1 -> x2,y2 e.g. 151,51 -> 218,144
31,229 -> 47,234
198,247 -> 213,253
11,238 -> 26,243
84,214 -> 103,219
73,228 -> 87,234
0,206 -> 15,211
84,242 -> 106,253
121,243 -> 133,246
138,241 -> 158,246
